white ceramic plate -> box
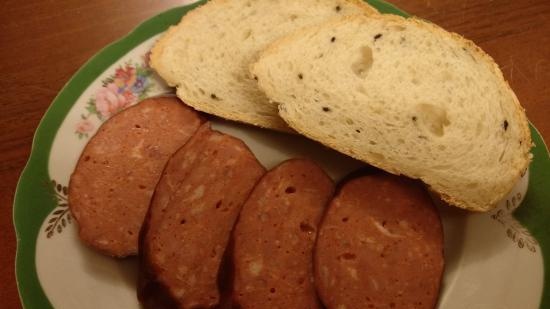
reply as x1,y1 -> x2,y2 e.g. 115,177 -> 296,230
14,1 -> 549,308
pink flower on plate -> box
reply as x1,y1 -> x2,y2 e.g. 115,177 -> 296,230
75,119 -> 94,134
95,83 -> 132,118
114,66 -> 136,89
122,89 -> 136,103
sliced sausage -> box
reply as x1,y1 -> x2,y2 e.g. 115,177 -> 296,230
69,96 -> 204,257
232,159 -> 335,309
139,123 -> 265,309
315,172 -> 444,309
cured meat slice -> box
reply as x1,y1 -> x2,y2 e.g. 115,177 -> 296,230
69,97 -> 204,257
315,172 -> 444,309
139,123 -> 265,309
232,159 -> 334,309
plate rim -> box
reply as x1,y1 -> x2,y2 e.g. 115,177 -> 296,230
12,0 -> 550,308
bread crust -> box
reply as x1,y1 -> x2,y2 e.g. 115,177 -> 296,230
252,14 -> 532,212
150,0 -> 378,132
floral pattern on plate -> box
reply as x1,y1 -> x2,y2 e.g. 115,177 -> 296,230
75,52 -> 154,139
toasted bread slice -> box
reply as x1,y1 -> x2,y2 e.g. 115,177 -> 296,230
252,14 -> 532,211
151,0 -> 377,131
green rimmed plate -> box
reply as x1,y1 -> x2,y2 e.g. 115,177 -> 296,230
13,0 -> 549,308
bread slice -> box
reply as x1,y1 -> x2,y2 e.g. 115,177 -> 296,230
150,0 -> 377,131
251,14 -> 532,211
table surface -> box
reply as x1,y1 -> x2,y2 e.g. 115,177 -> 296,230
1,0 -> 549,307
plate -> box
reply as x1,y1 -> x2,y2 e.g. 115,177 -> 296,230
14,1 -> 550,308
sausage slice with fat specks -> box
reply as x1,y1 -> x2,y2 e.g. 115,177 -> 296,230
232,159 -> 334,309
139,123 -> 265,309
69,97 -> 204,257
315,172 -> 444,309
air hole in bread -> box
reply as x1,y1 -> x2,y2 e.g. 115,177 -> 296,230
357,85 -> 367,95
257,110 -> 279,117
289,14 -> 298,21
374,33 -> 383,41
243,29 -> 252,40
499,149 -> 506,161
371,106 -> 383,115
351,46 -> 373,78
370,152 -> 385,161
441,70 -> 452,82
415,104 -> 450,137
285,186 -> 296,193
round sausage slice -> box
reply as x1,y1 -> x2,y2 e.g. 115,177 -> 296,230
69,96 -> 204,257
315,172 -> 444,309
232,159 -> 334,309
139,123 -> 265,309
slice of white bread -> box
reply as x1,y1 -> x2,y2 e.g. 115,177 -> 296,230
150,0 -> 377,131
251,14 -> 532,211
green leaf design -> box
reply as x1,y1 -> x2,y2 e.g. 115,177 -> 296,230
43,179 -> 71,238
102,77 -> 114,86
85,99 -> 100,118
